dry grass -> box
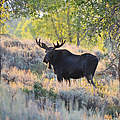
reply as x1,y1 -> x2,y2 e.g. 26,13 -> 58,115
41,75 -> 119,98
0,83 -> 106,120
1,67 -> 38,90
0,35 -> 120,120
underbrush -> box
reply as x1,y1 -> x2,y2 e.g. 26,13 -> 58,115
0,83 -> 105,120
0,82 -> 119,120
1,35 -> 120,120
33,82 -> 58,99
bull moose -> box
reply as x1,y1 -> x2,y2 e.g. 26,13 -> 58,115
36,38 -> 98,87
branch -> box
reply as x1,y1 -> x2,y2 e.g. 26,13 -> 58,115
97,56 -> 118,75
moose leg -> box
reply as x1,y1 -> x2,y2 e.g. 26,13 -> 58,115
57,73 -> 63,83
86,75 -> 96,88
57,74 -> 63,87
64,77 -> 71,86
86,75 -> 96,96
68,79 -> 71,87
90,77 -> 96,88
85,75 -> 92,84
65,79 -> 68,85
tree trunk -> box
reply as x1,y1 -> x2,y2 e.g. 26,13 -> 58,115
51,16 -> 61,41
67,5 -> 72,43
0,44 -> 1,84
77,32 -> 80,46
76,9 -> 81,47
118,52 -> 120,93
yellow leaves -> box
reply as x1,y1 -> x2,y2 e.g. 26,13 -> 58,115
0,0 -> 9,34
21,19 -> 32,39
97,31 -> 107,52
0,0 -> 9,25
0,24 -> 8,34
15,18 -> 34,39
106,3 -> 109,8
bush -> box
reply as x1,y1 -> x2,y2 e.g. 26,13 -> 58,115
33,82 -> 58,100
30,63 -> 46,76
105,105 -> 120,118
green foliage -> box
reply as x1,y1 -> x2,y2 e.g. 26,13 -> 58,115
14,19 -> 23,38
33,82 -> 58,99
0,0 -> 9,34
23,82 -> 58,100
23,87 -> 31,94
30,63 -> 47,76
0,0 -> 9,25
5,0 -> 120,52
14,18 -> 33,39
105,105 -> 120,118
0,24 -> 9,34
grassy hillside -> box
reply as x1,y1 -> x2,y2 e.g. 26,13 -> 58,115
0,34 -> 120,120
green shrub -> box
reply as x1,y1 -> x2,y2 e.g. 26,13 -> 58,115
33,82 -> 58,100
30,63 -> 46,76
105,105 -> 120,118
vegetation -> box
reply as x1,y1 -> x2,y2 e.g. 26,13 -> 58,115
1,35 -> 120,120
33,82 -> 58,99
0,0 -> 120,119
1,82 -> 107,120
0,0 -> 9,33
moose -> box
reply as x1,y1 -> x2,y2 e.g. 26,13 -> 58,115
36,38 -> 99,88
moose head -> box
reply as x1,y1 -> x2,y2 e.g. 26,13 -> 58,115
35,38 -> 66,67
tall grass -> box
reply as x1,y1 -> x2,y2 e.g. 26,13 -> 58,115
0,83 -> 105,120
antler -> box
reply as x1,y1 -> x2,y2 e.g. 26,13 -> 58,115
36,38 -> 48,50
53,40 -> 66,49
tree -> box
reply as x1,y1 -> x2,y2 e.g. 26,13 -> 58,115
0,0 -> 9,33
